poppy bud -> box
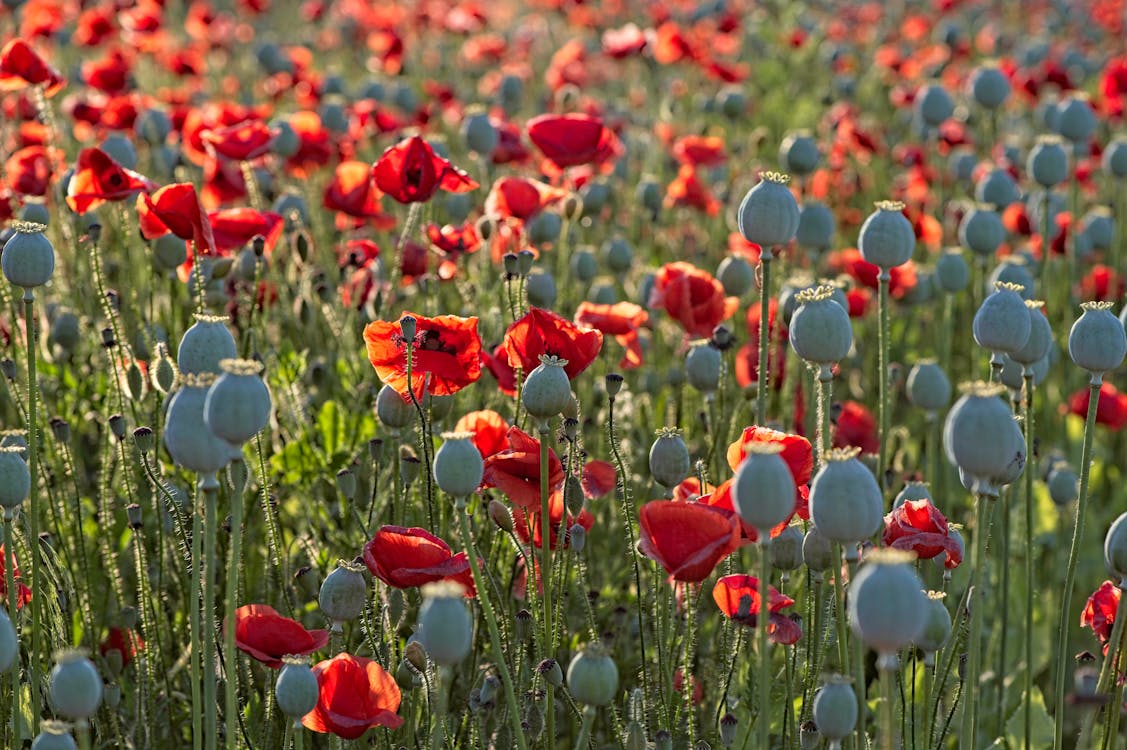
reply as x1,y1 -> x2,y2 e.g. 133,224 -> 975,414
916,591 -> 952,658
636,177 -> 662,218
275,656 -> 318,724
959,205 -> 1005,258
569,524 -> 586,553
1069,302 -> 1126,377
733,442 -> 796,536
526,271 -> 557,309
527,212 -> 561,246
177,314 -> 237,377
479,673 -> 500,708
813,675 -> 857,741
809,448 -> 883,543
399,315 -> 417,343
915,83 -> 953,127
738,172 -> 800,251
0,446 -> 30,513
685,341 -> 721,394
973,282 -> 1031,360
1027,135 -> 1069,188
318,560 -> 368,629
2,222 -> 55,289
150,343 -> 178,395
789,285 -> 853,368
1103,137 -> 1127,178
779,131 -> 820,176
48,649 -> 103,721
488,500 -> 514,533
395,658 -> 422,690
648,428 -> 690,491
376,384 -> 415,429
522,355 -> 572,424
935,249 -> 970,294
461,109 -> 498,156
0,609 -> 15,673
400,450 -> 421,487
571,249 -> 598,282
433,432 -> 484,498
859,201 -> 914,270
580,180 -> 610,216
566,643 -> 619,706
515,609 -> 533,642
419,581 -> 473,666
1055,95 -> 1096,143
563,193 -> 583,222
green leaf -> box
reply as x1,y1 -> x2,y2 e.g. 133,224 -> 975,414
1005,687 -> 1054,749
317,400 -> 343,458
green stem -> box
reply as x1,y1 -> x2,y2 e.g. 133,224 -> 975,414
997,485 -> 1012,739
455,502 -> 529,750
1100,596 -> 1127,750
756,252 -> 773,426
880,660 -> 897,750
294,721 -> 304,750
818,368 -> 833,461
430,666 -> 449,750
1052,379 -> 1101,750
757,540 -> 772,750
224,473 -> 244,750
203,480 -> 219,750
922,661 -> 935,750
190,484 -> 203,750
1023,373 -> 1036,750
4,512 -> 18,743
684,583 -> 698,746
574,705 -> 596,750
22,291 -> 41,722
961,493 -> 996,749
538,424 -> 555,748
832,545 -> 851,678
849,553 -> 867,747
878,271 -> 890,492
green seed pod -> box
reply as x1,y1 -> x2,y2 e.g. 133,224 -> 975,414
789,285 -> 853,366
164,375 -> 239,476
48,311 -> 80,352
527,211 -> 562,246
986,257 -> 1035,300
769,525 -> 804,572
732,442 -> 797,535
916,591 -> 952,656
958,205 -> 1004,258
1055,95 -> 1096,143
461,108 -> 498,156
1027,135 -> 1069,188
779,131 -> 820,176
906,360 -> 951,413
915,82 -> 953,126
1104,513 -> 1127,584
809,448 -> 883,543
566,643 -> 619,706
1081,208 -> 1114,250
1010,301 -> 1052,366
796,201 -> 836,250
716,254 -> 755,297
204,359 -> 272,444
433,432 -> 484,498
522,355 -> 572,422
275,656 -> 318,722
31,721 -> 77,750
685,341 -> 721,394
1103,137 -> 1127,178
376,384 -> 414,429
802,526 -> 834,573
968,64 -> 1010,109
813,675 -> 857,741
0,446 -> 30,512
318,561 -> 368,628
3,222 -> 56,289
151,343 -> 178,394
177,314 -> 237,376
974,168 -> 1019,208
636,176 -> 662,218
943,382 -> 1020,494
859,201 -> 914,270
624,720 -> 648,750
893,481 -> 931,509
526,271 -> 557,308
0,609 -> 16,672
973,282 -> 1031,357
935,248 -> 970,294
738,172 -> 800,250
48,649 -> 103,720
419,581 -> 473,666
648,428 -> 690,490
1068,301 -> 1126,376
602,237 -> 634,273
848,548 -> 928,661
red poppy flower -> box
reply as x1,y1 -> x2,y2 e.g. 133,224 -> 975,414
671,135 -> 728,167
484,176 -> 568,223
81,48 -> 132,94
372,135 -> 478,205
453,410 -> 510,459
201,119 -> 279,161
362,313 -> 482,398
302,653 -> 404,739
638,500 -> 741,583
481,341 -> 518,396
828,248 -> 918,299
283,111 -> 335,178
726,426 -> 813,484
733,339 -> 788,391
713,574 -> 802,644
0,40 -> 65,96
491,117 -> 530,165
231,604 -> 330,668
73,7 -> 118,47
1067,382 -> 1127,431
574,301 -> 648,370
137,183 -> 216,253
0,545 -> 31,610
526,113 -> 623,173
207,208 -> 285,255
323,161 -> 396,231
673,477 -> 716,503
1081,580 -> 1120,650
481,426 -> 565,509
200,156 -> 247,208
66,147 -> 156,214
502,307 -> 603,380
426,222 -> 481,257
5,145 -> 60,197
673,670 -> 704,705
665,165 -> 721,216
882,499 -> 962,569
834,401 -> 880,454
1078,263 -> 1125,302
361,526 -> 476,597
581,459 -> 617,499
602,23 -> 648,58
100,627 -> 144,669
649,262 -> 739,339
513,489 -> 594,550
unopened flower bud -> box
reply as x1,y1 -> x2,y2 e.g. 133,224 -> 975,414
538,658 -> 564,687
569,524 -> 586,553
503,253 -> 520,278
605,373 -> 624,398
126,503 -> 142,529
108,414 -> 126,441
517,250 -> 534,277
719,713 -> 738,747
399,315 -> 417,343
488,500 -> 514,532
335,469 -> 357,500
50,418 -> 70,443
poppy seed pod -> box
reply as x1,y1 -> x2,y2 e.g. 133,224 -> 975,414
942,382 -> 1018,494
958,205 -> 1005,258
376,384 -> 414,429
649,428 -> 690,490
969,64 -> 1011,109
522,355 -> 572,423
0,446 -> 30,512
177,314 -> 237,376
1103,137 -> 1127,178
915,83 -> 954,127
164,375 -> 239,476
566,643 -> 619,707
31,720 -> 77,750
136,107 -> 173,146
847,548 -> 928,662
275,656 -> 318,723
813,676 -> 857,741
779,131 -> 820,176
525,271 -> 558,308
769,525 -> 804,572
859,201 -> 915,270
1047,465 -> 1078,507
204,359 -> 271,445
461,109 -> 498,156
809,448 -> 883,543
935,249 -> 970,294
433,432 -> 484,498
974,169 -> 1020,209
1027,135 -> 1069,188
789,285 -> 853,367
1055,96 -> 1097,143
906,361 -> 951,413
1010,301 -> 1052,366
685,341 -> 721,394
418,581 -> 473,666
893,481 -> 932,509
802,526 -> 834,573
1068,302 -> 1127,377
992,417 -> 1026,488
732,442 -> 797,536
796,201 -> 836,250
1104,513 -> 1127,584
973,282 -> 1031,357
0,609 -> 15,673
737,172 -> 800,251
916,591 -> 952,656
716,255 -> 755,297
2,222 -> 55,289
1081,208 -> 1114,250
48,649 -> 103,720
48,312 -> 80,352
318,561 -> 368,629
986,258 -> 1035,300
602,237 -> 634,273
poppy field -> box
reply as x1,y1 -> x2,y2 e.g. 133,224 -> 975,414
4,0 -> 1127,748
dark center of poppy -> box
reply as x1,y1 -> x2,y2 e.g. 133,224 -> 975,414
107,172 -> 125,188
417,329 -> 456,355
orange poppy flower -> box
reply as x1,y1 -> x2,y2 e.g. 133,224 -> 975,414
649,262 -> 739,339
201,119 -> 279,161
665,165 -> 721,216
0,39 -> 65,96
526,113 -> 622,174
372,135 -> 478,205
484,176 -> 568,223
66,147 -> 157,214
303,653 -> 403,738
671,135 -> 727,167
5,145 -> 61,197
713,575 -> 802,644
137,182 -> 216,253
638,500 -> 740,583
503,307 -> 603,380
323,161 -> 396,231
362,526 -> 476,596
513,489 -> 594,550
574,301 -> 647,370
726,426 -> 813,483
481,426 -> 565,509
453,410 -> 510,458
362,313 -> 482,398
207,208 -> 285,254
231,604 -> 330,668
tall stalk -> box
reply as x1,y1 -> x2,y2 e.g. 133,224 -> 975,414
757,542 -> 772,749
22,290 -> 43,721
1022,372 -> 1036,750
960,492 -> 996,748
756,250 -> 774,426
